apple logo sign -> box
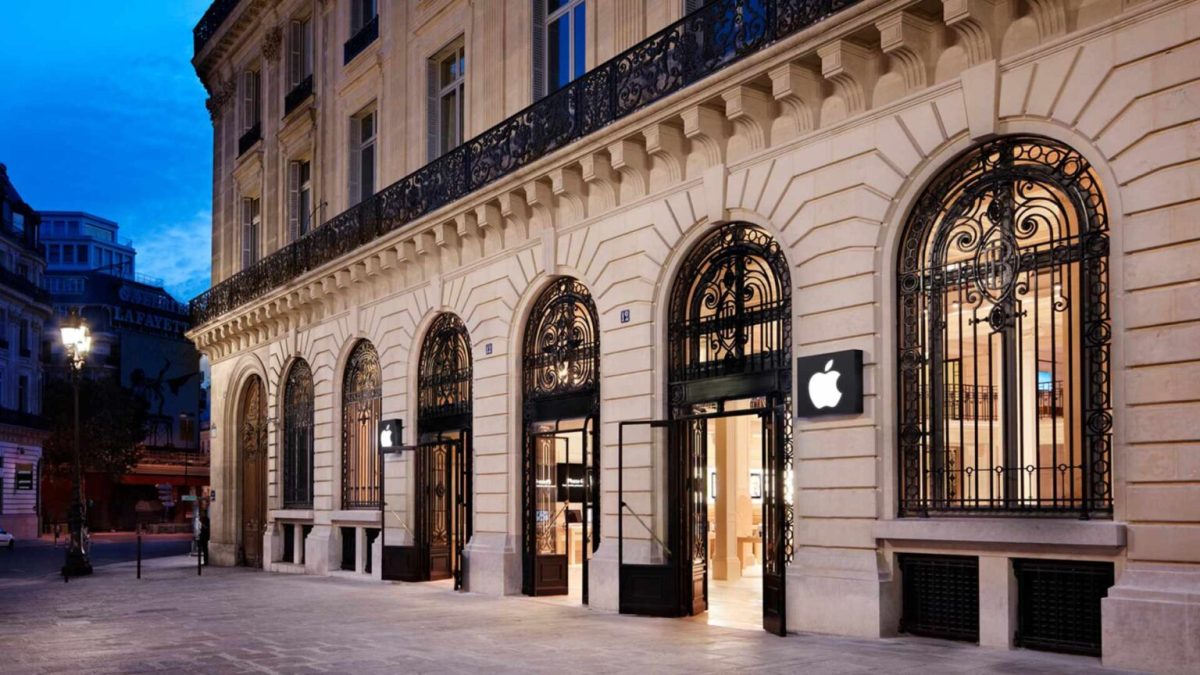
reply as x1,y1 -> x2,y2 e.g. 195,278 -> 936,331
379,426 -> 393,448
797,350 -> 863,417
808,359 -> 843,409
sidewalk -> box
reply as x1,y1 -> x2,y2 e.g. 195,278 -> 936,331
1,555 -> 1139,674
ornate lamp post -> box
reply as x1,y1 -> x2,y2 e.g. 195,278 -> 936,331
60,309 -> 93,579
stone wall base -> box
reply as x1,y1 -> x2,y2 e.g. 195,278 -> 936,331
210,541 -> 237,566
0,514 -> 37,540
463,532 -> 521,595
786,549 -> 895,637
1102,565 -> 1200,674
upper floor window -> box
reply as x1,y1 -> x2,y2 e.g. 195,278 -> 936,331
345,0 -> 379,64
534,0 -> 586,99
286,16 -> 315,114
428,39 -> 465,160
288,159 -> 313,240
897,136 -> 1112,518
17,375 -> 28,413
288,16 -> 314,88
241,69 -> 261,133
349,107 -> 377,206
241,196 -> 261,270
684,0 -> 708,13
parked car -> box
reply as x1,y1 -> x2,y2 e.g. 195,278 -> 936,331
0,527 -> 13,549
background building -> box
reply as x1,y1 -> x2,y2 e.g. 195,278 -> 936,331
0,163 -> 51,540
39,211 -> 206,531
189,0 -> 1200,671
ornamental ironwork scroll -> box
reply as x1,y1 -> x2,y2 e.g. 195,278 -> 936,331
190,0 -> 868,326
342,340 -> 382,509
239,375 -> 267,567
897,136 -> 1111,517
522,278 -> 600,403
418,313 -> 472,431
667,222 -> 794,573
282,358 -> 314,508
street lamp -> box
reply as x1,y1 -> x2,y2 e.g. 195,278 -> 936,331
60,308 -> 93,580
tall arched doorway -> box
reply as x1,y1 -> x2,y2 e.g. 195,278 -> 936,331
521,277 -> 601,602
239,375 -> 268,567
393,313 -> 473,587
616,222 -> 793,636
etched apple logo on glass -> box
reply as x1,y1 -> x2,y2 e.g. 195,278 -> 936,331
807,359 -> 843,409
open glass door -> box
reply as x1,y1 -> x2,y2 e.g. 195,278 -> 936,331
526,417 -> 597,600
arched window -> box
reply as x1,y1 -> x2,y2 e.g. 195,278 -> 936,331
418,313 -> 472,431
522,277 -> 600,403
897,136 -> 1111,516
342,340 -> 382,509
668,221 -> 792,400
282,359 -> 314,508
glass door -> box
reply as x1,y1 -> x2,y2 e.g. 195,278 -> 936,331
527,416 -> 597,600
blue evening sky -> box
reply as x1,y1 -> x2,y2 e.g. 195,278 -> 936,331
0,1 -> 213,302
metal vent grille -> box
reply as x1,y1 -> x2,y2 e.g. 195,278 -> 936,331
1015,559 -> 1114,656
899,553 -> 979,642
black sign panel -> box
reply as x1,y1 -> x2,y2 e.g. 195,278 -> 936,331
14,464 -> 34,490
555,463 -> 592,503
796,350 -> 864,417
378,419 -> 403,451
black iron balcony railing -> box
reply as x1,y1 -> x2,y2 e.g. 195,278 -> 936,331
0,406 -> 47,430
190,0 -> 861,326
193,0 -> 240,55
238,122 -> 262,156
284,75 -> 314,117
344,15 -> 380,65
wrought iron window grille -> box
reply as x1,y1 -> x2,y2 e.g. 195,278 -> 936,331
343,14 -> 379,65
237,122 -> 261,157
189,0 -> 863,326
418,313 -> 473,430
896,136 -> 1112,518
342,340 -> 382,509
898,553 -> 980,643
284,75 -> 314,117
282,358 -> 315,509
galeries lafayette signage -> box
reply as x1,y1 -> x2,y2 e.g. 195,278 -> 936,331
112,306 -> 189,336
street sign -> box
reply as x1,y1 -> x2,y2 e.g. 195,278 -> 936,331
181,495 -> 198,502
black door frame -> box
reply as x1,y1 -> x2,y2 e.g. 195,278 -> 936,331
617,402 -> 784,632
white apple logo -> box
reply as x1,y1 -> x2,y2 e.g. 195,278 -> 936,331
808,359 -> 843,409
379,426 -> 393,448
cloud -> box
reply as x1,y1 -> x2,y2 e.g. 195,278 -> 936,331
132,209 -> 212,303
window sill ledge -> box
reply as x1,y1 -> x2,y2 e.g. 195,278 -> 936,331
271,508 -> 314,520
330,509 -> 381,525
875,517 -> 1126,549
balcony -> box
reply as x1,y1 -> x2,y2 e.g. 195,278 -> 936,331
284,75 -> 314,117
191,0 -> 861,326
238,122 -> 261,156
344,15 -> 379,65
0,406 -> 47,430
0,266 -> 50,305
193,0 -> 240,54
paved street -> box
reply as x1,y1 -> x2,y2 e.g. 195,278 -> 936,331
0,533 -> 192,580
0,555 -> 1135,674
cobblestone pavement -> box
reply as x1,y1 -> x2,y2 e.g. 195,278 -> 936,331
1,556 -> 1136,674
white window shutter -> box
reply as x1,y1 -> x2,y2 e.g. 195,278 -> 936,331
288,161 -> 301,242
303,19 -> 313,78
349,116 -> 362,205
252,71 -> 260,124
289,21 -> 302,87
242,71 -> 252,130
428,60 -> 440,161
531,0 -> 546,101
241,197 -> 253,268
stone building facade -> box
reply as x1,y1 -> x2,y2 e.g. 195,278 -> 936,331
189,0 -> 1200,670
0,164 -> 51,540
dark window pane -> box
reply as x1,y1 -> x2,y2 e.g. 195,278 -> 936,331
573,3 -> 586,79
546,0 -> 569,13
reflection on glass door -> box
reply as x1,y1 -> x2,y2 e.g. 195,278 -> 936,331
530,416 -> 597,601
